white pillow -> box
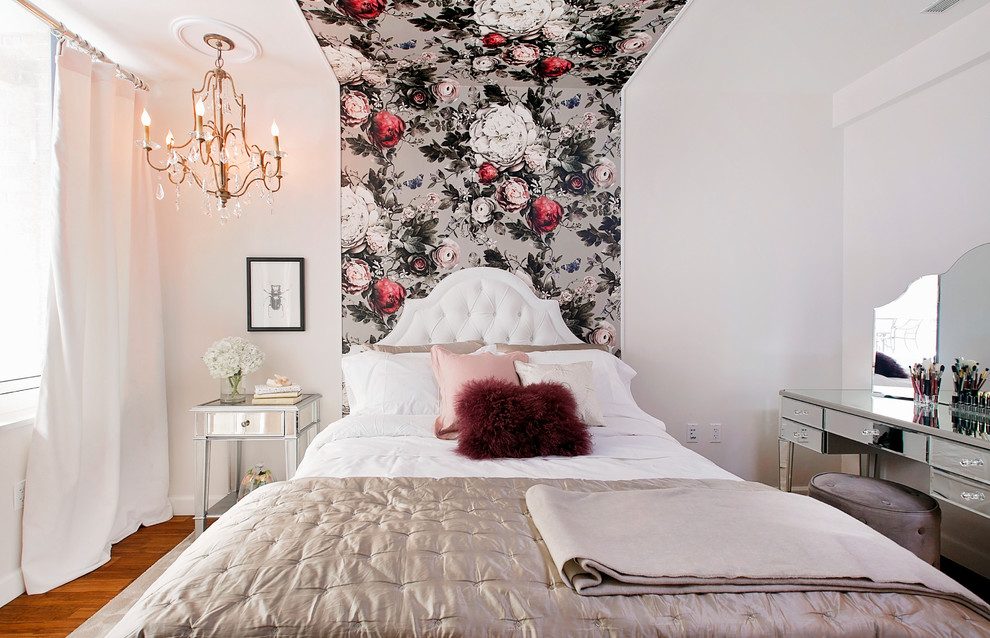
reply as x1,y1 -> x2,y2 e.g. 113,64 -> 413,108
525,350 -> 646,421
513,360 -> 606,426
341,351 -> 438,415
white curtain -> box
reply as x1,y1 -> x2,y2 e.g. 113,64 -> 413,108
21,46 -> 172,594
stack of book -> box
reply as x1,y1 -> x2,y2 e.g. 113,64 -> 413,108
252,383 -> 303,405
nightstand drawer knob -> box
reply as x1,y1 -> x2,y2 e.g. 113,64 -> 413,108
961,491 -> 986,502
862,428 -> 881,437
960,458 -> 985,467
241,419 -> 251,429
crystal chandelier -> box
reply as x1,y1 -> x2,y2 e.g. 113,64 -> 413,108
138,33 -> 284,221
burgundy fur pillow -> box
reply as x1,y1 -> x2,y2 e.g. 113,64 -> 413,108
454,378 -> 592,460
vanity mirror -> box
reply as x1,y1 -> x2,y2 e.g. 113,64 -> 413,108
873,243 -> 990,404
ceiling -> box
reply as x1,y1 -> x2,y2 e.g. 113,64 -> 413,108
299,0 -> 687,91
18,0 -> 990,95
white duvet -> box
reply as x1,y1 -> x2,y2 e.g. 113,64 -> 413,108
294,413 -> 739,482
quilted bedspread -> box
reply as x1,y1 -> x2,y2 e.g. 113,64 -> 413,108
109,476 -> 990,637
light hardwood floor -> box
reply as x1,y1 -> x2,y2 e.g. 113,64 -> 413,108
0,516 -> 193,638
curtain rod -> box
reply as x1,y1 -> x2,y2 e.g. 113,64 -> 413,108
12,0 -> 149,92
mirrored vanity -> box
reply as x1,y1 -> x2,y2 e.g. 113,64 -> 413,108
780,243 -> 990,577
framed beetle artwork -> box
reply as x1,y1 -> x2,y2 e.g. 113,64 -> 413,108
247,257 -> 305,332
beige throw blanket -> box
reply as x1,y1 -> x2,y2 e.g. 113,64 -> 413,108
526,481 -> 990,620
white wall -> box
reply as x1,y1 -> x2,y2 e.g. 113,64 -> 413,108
839,9 -> 990,573
0,422 -> 31,605
152,71 -> 342,513
623,83 -> 845,485
841,63 -> 990,390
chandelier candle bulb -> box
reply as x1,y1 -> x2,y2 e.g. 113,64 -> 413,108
195,100 -> 205,137
141,109 -> 151,144
271,121 -> 280,154
166,130 -> 174,150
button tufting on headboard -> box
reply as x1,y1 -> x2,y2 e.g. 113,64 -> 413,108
376,268 -> 583,347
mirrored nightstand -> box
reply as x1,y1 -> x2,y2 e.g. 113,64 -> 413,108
190,393 -> 322,536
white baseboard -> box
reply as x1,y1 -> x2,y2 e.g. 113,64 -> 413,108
0,568 -> 25,607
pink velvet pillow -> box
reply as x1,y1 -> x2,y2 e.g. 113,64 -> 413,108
431,346 -> 529,439
454,378 -> 592,459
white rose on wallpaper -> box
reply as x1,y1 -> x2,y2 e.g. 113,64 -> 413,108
365,225 -> 391,255
432,239 -> 461,270
472,56 -> 498,72
469,104 -> 538,170
523,144 -> 550,174
616,34 -> 653,54
471,197 -> 497,223
431,79 -> 460,104
473,0 -> 565,39
363,68 -> 388,87
340,184 -> 381,253
588,158 -> 616,187
324,45 -> 376,85
541,20 -> 572,42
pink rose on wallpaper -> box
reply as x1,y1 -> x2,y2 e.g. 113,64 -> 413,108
431,79 -> 460,104
369,278 -> 406,315
589,321 -> 616,349
534,57 -> 572,79
588,159 -> 616,188
616,34 -> 653,54
527,196 -> 562,234
478,162 -> 499,184
340,91 -> 371,126
503,43 -> 540,66
342,259 -> 372,294
432,239 -> 460,270
496,177 -> 530,213
369,111 -> 405,149
483,33 -> 507,47
337,0 -> 386,21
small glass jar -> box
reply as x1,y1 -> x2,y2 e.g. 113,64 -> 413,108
238,464 -> 274,501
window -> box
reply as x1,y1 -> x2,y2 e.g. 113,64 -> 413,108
0,4 -> 53,418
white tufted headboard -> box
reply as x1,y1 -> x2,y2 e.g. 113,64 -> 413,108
376,268 -> 583,347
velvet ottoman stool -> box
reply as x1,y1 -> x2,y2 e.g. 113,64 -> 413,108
809,472 -> 941,567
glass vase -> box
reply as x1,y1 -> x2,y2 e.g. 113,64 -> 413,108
219,372 -> 245,404
238,464 -> 274,501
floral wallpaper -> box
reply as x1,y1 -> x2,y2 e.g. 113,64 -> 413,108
298,0 -> 687,353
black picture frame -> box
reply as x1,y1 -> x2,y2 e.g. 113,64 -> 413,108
246,257 -> 305,332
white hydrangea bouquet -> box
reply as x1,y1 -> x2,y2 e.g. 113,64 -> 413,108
203,336 -> 265,404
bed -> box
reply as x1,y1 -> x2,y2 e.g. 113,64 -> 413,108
109,267 -> 990,637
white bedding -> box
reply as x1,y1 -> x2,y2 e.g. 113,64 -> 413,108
294,413 -> 739,482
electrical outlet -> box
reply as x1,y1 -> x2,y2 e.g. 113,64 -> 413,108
710,423 -> 722,443
13,480 -> 25,511
686,423 -> 699,443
